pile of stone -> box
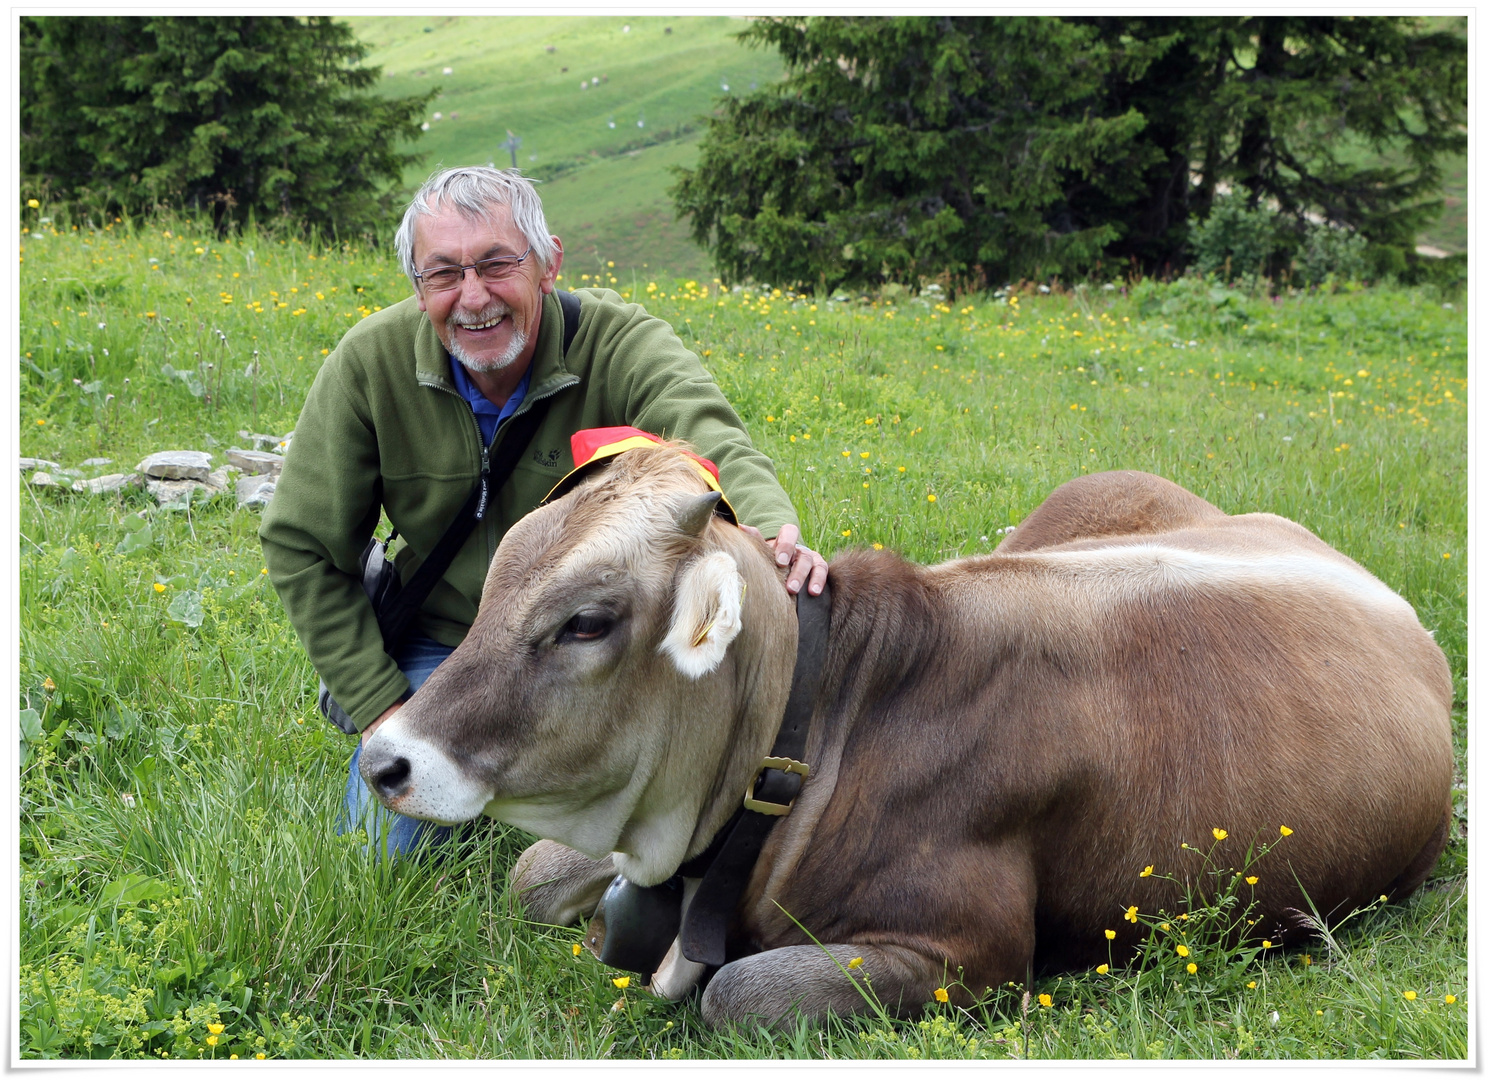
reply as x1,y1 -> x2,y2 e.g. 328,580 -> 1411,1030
22,429 -> 293,509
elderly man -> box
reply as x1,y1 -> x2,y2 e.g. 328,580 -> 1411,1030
260,166 -> 824,857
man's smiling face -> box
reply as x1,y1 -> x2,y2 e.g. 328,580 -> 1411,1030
413,199 -> 561,375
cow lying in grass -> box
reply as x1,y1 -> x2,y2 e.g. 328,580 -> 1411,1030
359,445 -> 1453,1026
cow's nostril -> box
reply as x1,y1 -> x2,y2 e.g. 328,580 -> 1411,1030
370,756 -> 413,800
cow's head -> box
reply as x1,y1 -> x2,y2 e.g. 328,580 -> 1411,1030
358,445 -> 797,885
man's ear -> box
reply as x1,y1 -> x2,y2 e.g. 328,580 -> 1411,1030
541,235 -> 564,295
661,551 -> 744,679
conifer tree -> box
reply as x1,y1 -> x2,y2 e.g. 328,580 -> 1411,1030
21,16 -> 434,237
671,16 -> 1465,291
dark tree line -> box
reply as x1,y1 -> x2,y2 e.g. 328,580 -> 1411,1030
21,16 -> 434,237
670,17 -> 1466,292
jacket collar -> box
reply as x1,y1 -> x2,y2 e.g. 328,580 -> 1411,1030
414,290 -> 578,409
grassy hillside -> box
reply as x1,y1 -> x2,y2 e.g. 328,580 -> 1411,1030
16,215 -> 1466,1060
344,15 -> 783,278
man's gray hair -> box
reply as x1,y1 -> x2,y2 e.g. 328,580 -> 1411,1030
394,166 -> 557,284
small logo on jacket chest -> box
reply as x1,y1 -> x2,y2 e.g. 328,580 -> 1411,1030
532,447 -> 565,468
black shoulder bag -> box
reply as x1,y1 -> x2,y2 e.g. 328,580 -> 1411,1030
318,290 -> 581,734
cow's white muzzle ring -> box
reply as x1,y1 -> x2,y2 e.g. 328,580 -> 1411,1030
742,756 -> 811,816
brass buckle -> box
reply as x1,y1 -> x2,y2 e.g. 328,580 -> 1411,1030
742,756 -> 811,816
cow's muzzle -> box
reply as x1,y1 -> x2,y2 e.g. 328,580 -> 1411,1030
362,746 -> 413,802
358,727 -> 494,823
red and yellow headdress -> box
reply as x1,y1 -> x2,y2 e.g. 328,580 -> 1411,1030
542,426 -> 738,524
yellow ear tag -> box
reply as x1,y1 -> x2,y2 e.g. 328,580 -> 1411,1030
690,581 -> 742,647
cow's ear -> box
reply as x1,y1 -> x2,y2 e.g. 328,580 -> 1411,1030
662,551 -> 745,679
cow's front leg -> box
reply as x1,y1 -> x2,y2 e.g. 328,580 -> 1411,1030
699,943 -> 946,1027
509,839 -> 616,926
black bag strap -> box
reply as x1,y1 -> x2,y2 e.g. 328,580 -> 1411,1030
375,290 -> 582,648
559,288 -> 581,354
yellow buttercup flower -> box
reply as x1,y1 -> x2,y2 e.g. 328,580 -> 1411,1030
208,1023 -> 225,1035
612,976 -> 631,989
1124,906 -> 1139,923
847,957 -> 863,970
1246,876 -> 1259,885
572,943 -> 582,957
1262,940 -> 1273,949
1104,929 -> 1116,940
1279,825 -> 1293,837
1403,990 -> 1417,1001
1037,994 -> 1052,1008
1212,828 -> 1228,841
28,198 -> 40,208
1247,981 -> 1257,989
1445,994 -> 1457,1004
154,582 -> 166,593
1095,964 -> 1109,975
1186,963 -> 1197,975
206,1036 -> 219,1047
933,987 -> 950,1003
1139,865 -> 1154,878
1175,945 -> 1189,957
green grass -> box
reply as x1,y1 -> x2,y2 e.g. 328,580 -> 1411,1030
17,213 -> 1466,1060
343,15 -> 783,279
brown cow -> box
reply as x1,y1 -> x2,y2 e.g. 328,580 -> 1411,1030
358,446 -> 1454,1026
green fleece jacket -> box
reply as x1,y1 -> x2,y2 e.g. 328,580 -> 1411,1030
259,287 -> 798,731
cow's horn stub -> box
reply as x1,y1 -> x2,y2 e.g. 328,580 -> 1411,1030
674,491 -> 722,537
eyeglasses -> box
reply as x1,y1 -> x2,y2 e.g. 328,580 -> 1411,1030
414,247 -> 532,292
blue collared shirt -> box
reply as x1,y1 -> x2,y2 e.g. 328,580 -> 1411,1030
449,359 -> 532,447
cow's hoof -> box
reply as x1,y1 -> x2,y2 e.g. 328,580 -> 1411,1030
508,840 -> 616,926
699,943 -> 931,1028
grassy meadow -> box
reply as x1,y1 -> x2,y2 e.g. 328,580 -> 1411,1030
16,211 -> 1467,1060
343,15 -> 783,279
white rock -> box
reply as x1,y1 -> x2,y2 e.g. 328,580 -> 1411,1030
147,478 -> 214,505
237,430 -> 294,452
77,473 -> 141,495
138,450 -> 213,481
30,471 -> 58,486
81,457 -> 113,467
20,457 -> 61,472
204,465 -> 235,491
236,476 -> 276,508
227,448 -> 284,477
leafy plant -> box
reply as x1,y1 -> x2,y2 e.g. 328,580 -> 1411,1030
1190,187 -> 1278,282
1296,224 -> 1370,289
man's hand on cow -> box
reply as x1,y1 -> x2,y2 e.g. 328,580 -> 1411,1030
739,523 -> 828,597
360,701 -> 402,745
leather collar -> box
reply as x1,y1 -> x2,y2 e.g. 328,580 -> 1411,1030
678,579 -> 831,965
593,579 -> 832,976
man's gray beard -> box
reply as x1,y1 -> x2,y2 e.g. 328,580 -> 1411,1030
446,310 -> 528,373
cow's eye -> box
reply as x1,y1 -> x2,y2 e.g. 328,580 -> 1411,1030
559,612 -> 612,643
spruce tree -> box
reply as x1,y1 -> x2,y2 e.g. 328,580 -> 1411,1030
20,16 -> 434,237
671,16 -> 1465,291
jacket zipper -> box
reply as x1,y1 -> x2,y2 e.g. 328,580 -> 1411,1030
424,374 -> 577,565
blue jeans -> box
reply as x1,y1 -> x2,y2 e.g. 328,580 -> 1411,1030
340,635 -> 463,860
